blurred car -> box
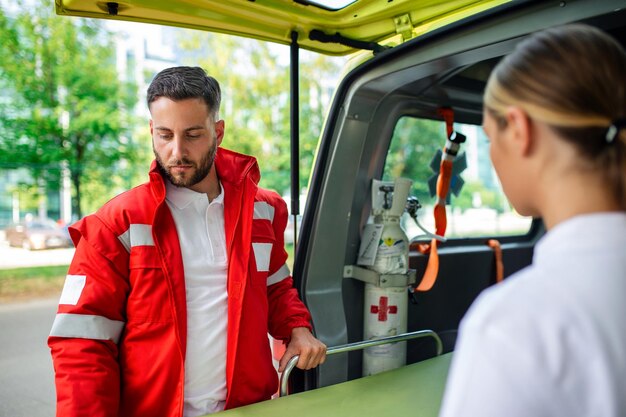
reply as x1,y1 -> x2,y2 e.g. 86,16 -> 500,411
5,219 -> 73,250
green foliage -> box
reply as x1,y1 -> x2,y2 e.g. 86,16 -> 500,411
383,117 -> 446,205
1,3 -> 342,219
176,31 -> 343,196
384,117 -> 511,214
0,1 -> 138,218
0,264 -> 67,301
453,180 -> 502,211
0,264 -> 69,281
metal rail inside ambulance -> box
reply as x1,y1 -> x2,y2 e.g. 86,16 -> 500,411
54,0 -> 626,416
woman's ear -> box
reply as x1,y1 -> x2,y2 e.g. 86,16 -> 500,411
504,107 -> 533,157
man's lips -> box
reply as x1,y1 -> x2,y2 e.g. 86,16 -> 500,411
170,165 -> 193,173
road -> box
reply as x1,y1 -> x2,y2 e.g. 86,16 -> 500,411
0,298 -> 57,417
0,233 -> 68,416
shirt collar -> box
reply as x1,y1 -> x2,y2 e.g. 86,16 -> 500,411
165,179 -> 224,210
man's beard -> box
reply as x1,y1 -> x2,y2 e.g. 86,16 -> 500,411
154,141 -> 217,188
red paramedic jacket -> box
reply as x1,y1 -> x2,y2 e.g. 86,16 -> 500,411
48,148 -> 312,417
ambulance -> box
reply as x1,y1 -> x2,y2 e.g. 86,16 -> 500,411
53,1 -> 626,415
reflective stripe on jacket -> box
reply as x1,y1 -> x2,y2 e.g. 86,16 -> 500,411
48,148 -> 312,417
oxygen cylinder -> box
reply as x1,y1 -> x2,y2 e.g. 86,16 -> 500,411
369,178 -> 411,274
363,284 -> 408,375
362,177 -> 412,376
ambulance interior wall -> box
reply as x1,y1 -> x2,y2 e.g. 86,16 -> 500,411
340,235 -> 538,381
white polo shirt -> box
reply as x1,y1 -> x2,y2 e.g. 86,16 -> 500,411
165,180 -> 228,417
439,213 -> 626,417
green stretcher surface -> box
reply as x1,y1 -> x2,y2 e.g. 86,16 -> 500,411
218,353 -> 453,417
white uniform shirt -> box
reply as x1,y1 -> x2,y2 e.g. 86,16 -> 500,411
439,213 -> 626,417
165,180 -> 228,416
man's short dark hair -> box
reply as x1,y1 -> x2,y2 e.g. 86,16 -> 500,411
147,66 -> 221,120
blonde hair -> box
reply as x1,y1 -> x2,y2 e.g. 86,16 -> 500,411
484,24 -> 626,207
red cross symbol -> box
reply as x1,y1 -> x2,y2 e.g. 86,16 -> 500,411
370,296 -> 398,322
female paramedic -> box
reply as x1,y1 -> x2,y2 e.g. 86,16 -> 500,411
439,24 -> 626,417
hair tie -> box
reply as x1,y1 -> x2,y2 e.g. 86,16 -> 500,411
606,118 -> 626,144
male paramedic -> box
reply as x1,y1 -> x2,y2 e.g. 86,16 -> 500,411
48,66 -> 327,417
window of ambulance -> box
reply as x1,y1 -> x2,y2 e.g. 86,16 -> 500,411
383,116 -> 532,239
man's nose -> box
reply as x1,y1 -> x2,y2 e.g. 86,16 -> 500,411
171,136 -> 186,161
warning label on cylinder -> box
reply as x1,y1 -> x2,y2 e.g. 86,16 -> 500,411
372,239 -> 407,274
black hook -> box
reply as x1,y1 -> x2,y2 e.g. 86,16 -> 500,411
408,287 -> 418,305
107,2 -> 119,16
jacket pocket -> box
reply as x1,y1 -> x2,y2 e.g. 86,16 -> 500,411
127,246 -> 171,322
129,246 -> 161,269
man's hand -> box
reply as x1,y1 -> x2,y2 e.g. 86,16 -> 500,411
278,327 -> 327,372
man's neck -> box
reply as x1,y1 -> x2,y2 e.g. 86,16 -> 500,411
188,168 -> 220,201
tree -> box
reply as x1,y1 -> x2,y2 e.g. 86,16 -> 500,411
0,0 -> 137,219
383,117 -> 447,205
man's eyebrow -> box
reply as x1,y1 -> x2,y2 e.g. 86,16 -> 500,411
154,126 -> 206,132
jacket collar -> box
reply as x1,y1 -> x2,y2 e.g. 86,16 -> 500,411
214,147 -> 260,189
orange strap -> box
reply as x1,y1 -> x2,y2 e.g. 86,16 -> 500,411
414,238 -> 439,291
487,239 -> 504,283
433,176 -> 450,236
413,108 -> 455,292
439,107 -> 455,138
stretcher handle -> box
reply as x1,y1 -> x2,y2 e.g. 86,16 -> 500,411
279,329 -> 443,397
